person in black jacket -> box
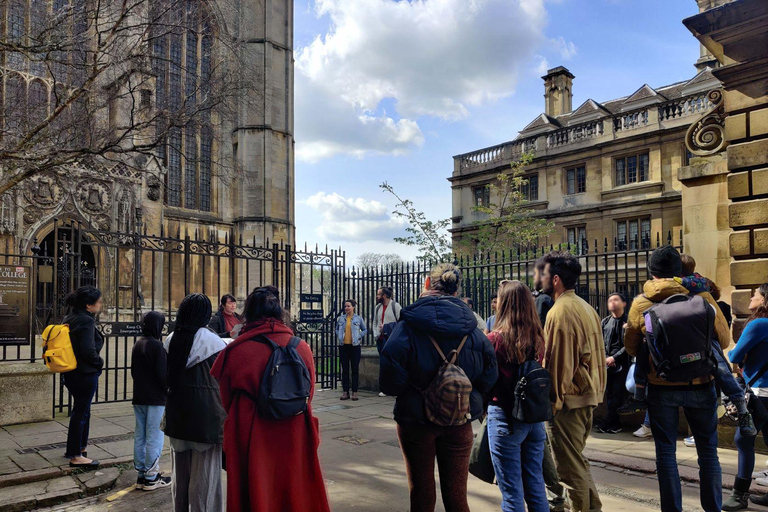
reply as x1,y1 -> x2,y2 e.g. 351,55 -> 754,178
380,263 -> 498,512
131,311 -> 171,491
597,293 -> 629,434
532,257 -> 554,327
208,294 -> 243,338
61,286 -> 104,468
163,294 -> 226,512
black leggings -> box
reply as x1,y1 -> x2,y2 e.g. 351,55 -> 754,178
62,371 -> 99,458
339,345 -> 361,393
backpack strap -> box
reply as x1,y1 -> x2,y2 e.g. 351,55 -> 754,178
287,336 -> 302,349
428,336 -> 448,362
255,334 -> 280,351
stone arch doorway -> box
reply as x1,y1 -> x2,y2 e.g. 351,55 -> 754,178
34,223 -> 97,324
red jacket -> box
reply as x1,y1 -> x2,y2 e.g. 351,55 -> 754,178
210,318 -> 330,512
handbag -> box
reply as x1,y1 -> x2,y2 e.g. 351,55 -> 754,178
469,417 -> 495,484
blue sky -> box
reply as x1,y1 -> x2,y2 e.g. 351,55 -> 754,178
293,0 -> 702,264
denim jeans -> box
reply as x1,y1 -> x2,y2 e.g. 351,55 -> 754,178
487,405 -> 548,512
339,345 -> 361,393
648,383 -> 721,512
134,405 -> 166,479
735,396 -> 768,479
62,371 -> 99,458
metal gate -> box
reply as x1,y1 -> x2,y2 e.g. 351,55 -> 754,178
0,220 -> 346,413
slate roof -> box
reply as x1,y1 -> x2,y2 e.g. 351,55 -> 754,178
516,68 -> 717,138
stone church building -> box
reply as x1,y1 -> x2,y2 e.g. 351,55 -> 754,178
0,0 -> 295,256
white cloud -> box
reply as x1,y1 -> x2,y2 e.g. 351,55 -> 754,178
304,192 -> 407,242
535,55 -> 549,75
295,0 -> 549,162
552,36 -> 577,59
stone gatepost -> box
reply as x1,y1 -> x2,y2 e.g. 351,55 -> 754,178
684,0 -> 768,340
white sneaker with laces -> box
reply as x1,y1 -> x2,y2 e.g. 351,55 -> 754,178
752,469 -> 768,479
378,392 -> 386,397
633,424 -> 652,438
756,476 -> 768,488
684,436 -> 696,447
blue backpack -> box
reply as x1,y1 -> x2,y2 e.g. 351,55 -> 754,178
256,335 -> 311,420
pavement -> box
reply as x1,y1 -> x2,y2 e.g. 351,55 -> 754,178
0,391 -> 767,511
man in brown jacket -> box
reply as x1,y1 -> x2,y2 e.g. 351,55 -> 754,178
624,245 -> 728,512
541,251 -> 605,512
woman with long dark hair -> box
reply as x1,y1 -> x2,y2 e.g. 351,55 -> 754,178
162,294 -> 226,512
724,283 -> 768,510
486,280 -> 548,512
62,286 -> 104,468
211,287 -> 330,512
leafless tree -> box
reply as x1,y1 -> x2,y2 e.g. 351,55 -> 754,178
355,252 -> 404,268
0,0 -> 242,200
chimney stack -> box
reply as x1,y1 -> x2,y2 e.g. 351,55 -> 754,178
543,66 -> 575,117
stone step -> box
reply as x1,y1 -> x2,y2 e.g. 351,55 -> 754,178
0,468 -> 119,512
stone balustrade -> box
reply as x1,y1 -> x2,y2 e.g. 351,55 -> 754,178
455,92 -> 715,174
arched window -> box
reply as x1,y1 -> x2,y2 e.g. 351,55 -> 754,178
5,74 -> 28,140
152,0 -> 215,211
28,80 -> 49,128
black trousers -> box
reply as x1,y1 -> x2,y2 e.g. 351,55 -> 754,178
604,365 -> 629,429
339,345 -> 361,393
62,371 -> 99,458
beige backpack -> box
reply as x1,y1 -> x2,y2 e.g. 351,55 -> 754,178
422,335 -> 472,426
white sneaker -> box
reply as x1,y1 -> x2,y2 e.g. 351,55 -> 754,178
752,469 -> 768,479
684,436 -> 696,447
756,476 -> 768,488
378,392 -> 386,397
633,424 -> 652,438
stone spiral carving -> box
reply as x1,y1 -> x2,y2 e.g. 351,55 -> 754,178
685,89 -> 727,156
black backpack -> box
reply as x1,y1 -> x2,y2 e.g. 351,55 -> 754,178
512,360 -> 553,424
644,294 -> 716,383
255,335 -> 311,420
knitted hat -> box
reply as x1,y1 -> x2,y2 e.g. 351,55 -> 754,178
648,245 -> 682,278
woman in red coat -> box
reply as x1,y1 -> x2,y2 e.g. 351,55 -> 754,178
210,287 -> 331,512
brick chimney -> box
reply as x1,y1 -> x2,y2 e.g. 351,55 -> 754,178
543,66 -> 575,117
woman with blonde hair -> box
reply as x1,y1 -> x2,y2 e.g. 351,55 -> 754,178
487,280 -> 548,512
380,263 -> 498,512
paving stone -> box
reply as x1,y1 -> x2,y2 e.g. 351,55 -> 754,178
0,476 -> 80,512
3,422 -> 66,437
0,458 -> 20,477
7,453 -> 51,472
74,468 -> 119,496
11,432 -> 68,449
95,440 -> 133,458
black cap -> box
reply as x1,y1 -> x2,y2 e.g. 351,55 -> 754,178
648,245 -> 682,278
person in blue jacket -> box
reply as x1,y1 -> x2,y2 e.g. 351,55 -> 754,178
380,263 -> 498,512
336,299 -> 368,401
725,283 -> 768,510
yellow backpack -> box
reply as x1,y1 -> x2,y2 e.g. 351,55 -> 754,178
42,325 -> 78,373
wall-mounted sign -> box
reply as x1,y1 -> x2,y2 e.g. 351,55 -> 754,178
300,309 -> 325,322
300,293 -> 323,304
98,321 -> 175,337
0,266 -> 31,345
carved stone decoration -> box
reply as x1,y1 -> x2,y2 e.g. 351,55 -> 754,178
93,214 -> 111,231
146,176 -> 162,201
685,89 -> 728,156
23,208 -> 40,226
23,174 -> 63,209
77,180 -> 111,215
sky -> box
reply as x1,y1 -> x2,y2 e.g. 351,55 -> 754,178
293,0 -> 703,265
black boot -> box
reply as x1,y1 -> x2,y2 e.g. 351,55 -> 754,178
723,477 -> 751,511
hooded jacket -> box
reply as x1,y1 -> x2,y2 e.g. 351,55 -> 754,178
379,295 -> 498,426
131,311 -> 167,406
624,279 -> 731,387
162,328 -> 227,443
543,290 -> 606,411
62,309 -> 104,374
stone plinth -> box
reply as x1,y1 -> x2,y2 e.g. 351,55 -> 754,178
0,363 -> 52,426
358,347 -> 382,392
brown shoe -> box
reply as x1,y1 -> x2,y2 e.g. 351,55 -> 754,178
351,392 -> 359,401
340,392 -> 350,400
